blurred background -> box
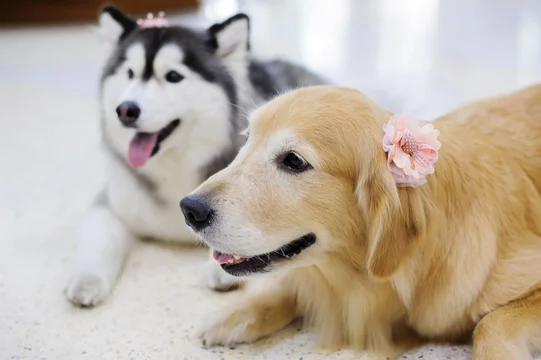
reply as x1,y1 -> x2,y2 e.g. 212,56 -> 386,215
1,0 -> 541,359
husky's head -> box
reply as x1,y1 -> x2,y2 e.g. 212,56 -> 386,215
99,6 -> 249,169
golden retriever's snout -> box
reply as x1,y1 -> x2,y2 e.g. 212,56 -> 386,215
180,170 -> 320,277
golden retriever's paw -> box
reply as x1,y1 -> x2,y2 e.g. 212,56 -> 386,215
197,308 -> 261,347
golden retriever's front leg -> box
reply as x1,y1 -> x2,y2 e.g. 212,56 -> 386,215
197,280 -> 296,347
472,290 -> 541,360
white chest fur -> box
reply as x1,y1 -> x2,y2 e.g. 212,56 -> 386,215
105,150 -> 202,243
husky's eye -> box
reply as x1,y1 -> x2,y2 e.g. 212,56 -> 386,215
127,69 -> 134,79
165,70 -> 184,83
279,152 -> 311,173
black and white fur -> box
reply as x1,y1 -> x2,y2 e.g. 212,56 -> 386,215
64,6 -> 326,306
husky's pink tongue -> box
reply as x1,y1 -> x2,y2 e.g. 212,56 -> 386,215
128,132 -> 158,168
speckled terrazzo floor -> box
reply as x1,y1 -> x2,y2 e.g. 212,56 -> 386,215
2,0 -> 541,359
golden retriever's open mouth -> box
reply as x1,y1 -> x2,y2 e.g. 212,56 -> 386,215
213,233 -> 316,276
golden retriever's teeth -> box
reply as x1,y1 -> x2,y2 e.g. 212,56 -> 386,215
227,258 -> 235,264
233,256 -> 241,260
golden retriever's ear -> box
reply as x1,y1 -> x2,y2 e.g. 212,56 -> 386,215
358,157 -> 423,280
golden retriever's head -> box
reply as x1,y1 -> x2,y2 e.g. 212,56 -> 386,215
181,86 -> 414,278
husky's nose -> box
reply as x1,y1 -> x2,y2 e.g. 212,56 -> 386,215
180,195 -> 213,231
116,101 -> 140,127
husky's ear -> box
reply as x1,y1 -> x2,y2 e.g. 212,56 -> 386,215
207,14 -> 250,61
357,134 -> 425,280
97,5 -> 137,44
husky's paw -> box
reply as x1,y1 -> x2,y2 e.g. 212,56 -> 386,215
197,308 -> 259,348
64,274 -> 110,307
204,259 -> 243,292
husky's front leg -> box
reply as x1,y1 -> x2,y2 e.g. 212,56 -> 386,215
65,204 -> 135,307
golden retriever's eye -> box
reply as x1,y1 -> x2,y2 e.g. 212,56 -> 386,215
279,152 -> 311,173
127,69 -> 134,79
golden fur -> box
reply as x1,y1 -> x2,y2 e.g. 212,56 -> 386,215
192,85 -> 541,359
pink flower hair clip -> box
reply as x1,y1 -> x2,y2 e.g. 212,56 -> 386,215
382,114 -> 441,188
137,12 -> 168,28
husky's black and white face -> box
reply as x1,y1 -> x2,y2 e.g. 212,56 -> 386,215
99,6 -> 248,169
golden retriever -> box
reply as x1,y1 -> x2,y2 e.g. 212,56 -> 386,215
180,85 -> 541,359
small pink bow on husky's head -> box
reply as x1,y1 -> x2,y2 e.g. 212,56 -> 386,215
137,12 -> 168,28
382,114 -> 441,188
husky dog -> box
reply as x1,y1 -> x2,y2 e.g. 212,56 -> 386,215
64,5 -> 326,306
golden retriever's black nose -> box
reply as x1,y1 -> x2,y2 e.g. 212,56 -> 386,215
180,196 -> 213,230
116,101 -> 140,127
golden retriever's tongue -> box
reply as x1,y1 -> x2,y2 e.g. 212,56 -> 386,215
214,251 -> 234,265
128,132 -> 158,168
213,250 -> 250,265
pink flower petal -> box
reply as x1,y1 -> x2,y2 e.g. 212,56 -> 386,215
392,149 -> 410,169
381,114 -> 440,188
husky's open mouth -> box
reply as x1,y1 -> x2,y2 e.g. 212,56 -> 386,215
127,119 -> 180,168
213,233 -> 316,276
